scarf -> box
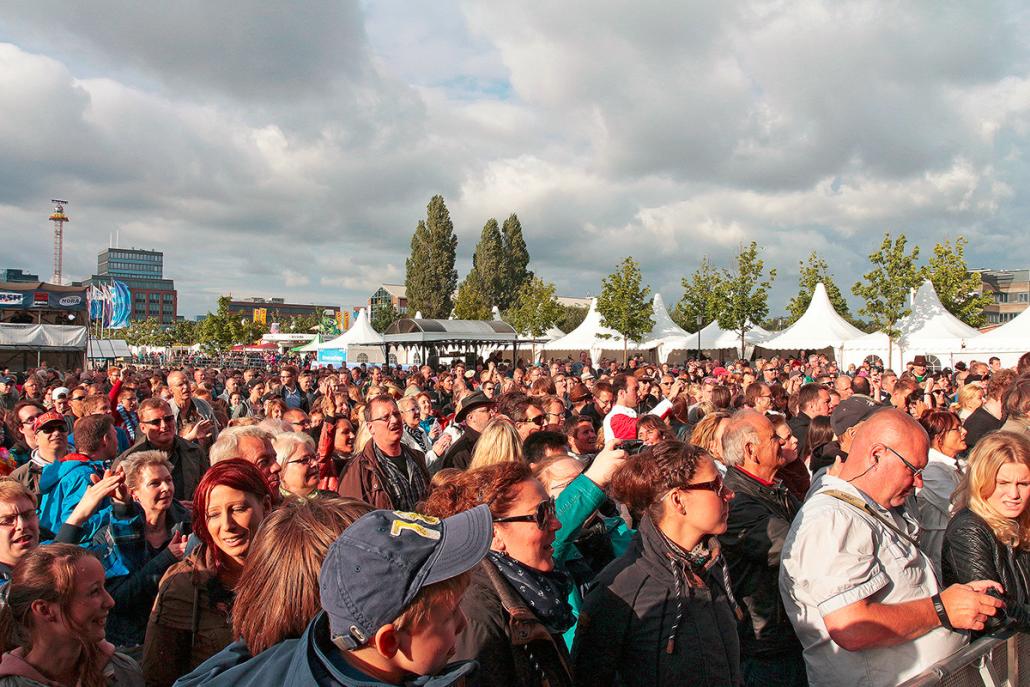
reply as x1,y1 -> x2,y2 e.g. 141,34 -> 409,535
487,551 -> 575,634
117,405 -> 138,442
372,443 -> 428,512
404,425 -> 432,452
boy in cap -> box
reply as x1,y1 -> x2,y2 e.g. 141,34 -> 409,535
177,505 -> 493,686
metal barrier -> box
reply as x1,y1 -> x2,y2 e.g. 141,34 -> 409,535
899,631 -> 1029,687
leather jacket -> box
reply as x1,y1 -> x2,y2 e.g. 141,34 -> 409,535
719,466 -> 804,659
942,508 -> 1030,634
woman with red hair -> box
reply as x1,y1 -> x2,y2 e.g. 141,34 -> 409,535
140,460 -> 273,687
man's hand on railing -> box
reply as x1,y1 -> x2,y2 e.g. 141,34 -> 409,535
940,581 -> 1006,632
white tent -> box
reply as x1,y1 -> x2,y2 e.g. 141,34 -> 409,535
963,307 -> 1030,367
760,283 -> 864,358
293,334 -> 323,352
316,308 -> 385,366
640,294 -> 692,362
841,280 -> 980,370
541,298 -> 642,364
659,320 -> 773,362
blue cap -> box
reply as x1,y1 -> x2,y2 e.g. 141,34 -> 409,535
320,505 -> 492,648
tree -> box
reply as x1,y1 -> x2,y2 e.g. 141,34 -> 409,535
463,218 -> 505,312
673,256 -> 726,332
370,302 -> 400,333
506,276 -> 564,360
557,305 -> 587,333
167,319 -> 198,346
718,242 -> 776,359
122,318 -> 167,347
851,232 -> 922,362
499,213 -> 532,310
597,257 -> 654,364
196,296 -> 265,351
786,252 -> 850,324
923,237 -> 992,327
453,275 -> 491,320
405,195 -> 458,318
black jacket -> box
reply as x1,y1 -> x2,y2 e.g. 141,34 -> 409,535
573,516 -> 741,687
434,426 -> 481,474
119,436 -> 209,502
942,508 -> 1030,634
719,467 -> 803,660
787,412 -> 814,459
963,407 -> 1005,450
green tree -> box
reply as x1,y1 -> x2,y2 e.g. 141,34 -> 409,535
923,237 -> 992,327
122,318 -> 166,347
453,273 -> 492,320
499,213 -> 532,309
557,305 -> 587,333
673,256 -> 726,332
718,242 -> 777,359
196,296 -> 265,351
370,302 -> 400,332
597,257 -> 654,363
167,319 -> 198,346
282,313 -> 322,334
852,232 -> 922,361
786,252 -> 850,324
405,195 -> 458,318
466,218 -> 505,310
506,276 -> 564,360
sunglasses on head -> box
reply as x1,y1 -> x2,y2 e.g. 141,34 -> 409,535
493,498 -> 556,530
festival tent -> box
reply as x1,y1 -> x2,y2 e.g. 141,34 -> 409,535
87,339 -> 131,364
541,298 -> 642,364
963,307 -> 1030,367
0,323 -> 88,370
317,308 -> 384,366
661,320 -> 773,362
292,334 -> 322,353
758,283 -> 864,361
640,294 -> 692,363
841,280 -> 982,370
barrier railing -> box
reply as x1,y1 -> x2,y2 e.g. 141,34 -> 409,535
899,631 -> 1027,687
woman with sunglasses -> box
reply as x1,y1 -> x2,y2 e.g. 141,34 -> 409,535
422,462 -> 574,687
572,440 -> 741,687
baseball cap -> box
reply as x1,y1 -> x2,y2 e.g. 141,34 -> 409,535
320,505 -> 492,648
830,395 -> 883,437
33,409 -> 67,433
0,376 -> 12,385
51,387 -> 70,400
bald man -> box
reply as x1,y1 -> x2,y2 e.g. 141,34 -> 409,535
779,409 -> 1003,687
166,370 -> 219,447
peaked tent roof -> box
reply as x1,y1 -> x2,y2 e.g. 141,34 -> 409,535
640,293 -> 691,350
542,298 -> 640,352
661,319 -> 772,351
293,334 -> 322,352
317,308 -> 383,349
966,305 -> 1030,353
761,282 -> 864,350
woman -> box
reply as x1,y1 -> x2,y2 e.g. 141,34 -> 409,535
636,414 -> 675,447
315,395 -> 356,492
572,441 -> 741,686
141,460 -> 273,687
262,398 -> 287,421
273,432 -> 334,500
172,497 -> 371,686
0,481 -> 39,585
422,463 -> 574,687
416,392 -> 442,438
943,431 -> 1030,634
918,410 -> 967,576
802,415 -> 835,474
955,382 -> 984,421
770,415 -> 810,501
0,544 -> 143,686
689,411 -> 731,472
468,418 -> 524,470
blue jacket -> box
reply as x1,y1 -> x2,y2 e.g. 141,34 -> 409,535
174,612 -> 479,687
37,456 -> 107,542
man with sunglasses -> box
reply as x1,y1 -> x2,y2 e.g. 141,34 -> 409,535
117,397 -> 209,501
10,410 -> 70,496
780,409 -> 1004,687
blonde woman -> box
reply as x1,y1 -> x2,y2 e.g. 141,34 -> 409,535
468,418 -> 524,469
955,382 -> 984,421
689,410 -> 732,470
943,431 -> 1030,633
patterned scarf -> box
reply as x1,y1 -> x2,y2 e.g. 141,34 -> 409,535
372,443 -> 428,512
404,425 -> 432,452
117,405 -> 138,442
487,551 -> 575,634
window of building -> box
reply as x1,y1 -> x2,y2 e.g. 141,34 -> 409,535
923,355 -> 943,373
1020,293 -> 1029,303
356,353 -> 369,363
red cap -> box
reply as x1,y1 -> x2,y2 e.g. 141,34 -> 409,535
33,409 -> 67,433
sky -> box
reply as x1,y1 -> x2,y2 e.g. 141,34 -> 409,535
2,1 -> 1029,319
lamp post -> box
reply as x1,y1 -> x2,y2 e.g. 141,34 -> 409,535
696,315 -> 703,362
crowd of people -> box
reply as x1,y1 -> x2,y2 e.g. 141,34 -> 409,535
0,348 -> 1027,686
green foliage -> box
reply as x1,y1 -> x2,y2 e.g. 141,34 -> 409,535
851,232 -> 922,349
557,305 -> 588,333
673,256 -> 726,331
370,302 -> 400,333
597,257 -> 654,363
718,242 -> 777,359
463,218 -> 506,312
195,296 -> 265,351
453,275 -> 491,320
167,319 -> 198,346
405,195 -> 458,318
499,214 -> 532,310
281,313 -> 321,334
506,276 -> 564,338
923,237 -> 992,327
786,252 -> 850,324
122,318 -> 168,347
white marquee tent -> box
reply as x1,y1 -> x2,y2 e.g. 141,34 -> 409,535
760,283 -> 864,358
660,320 -> 773,362
963,307 -> 1030,367
640,294 -> 692,362
541,298 -> 641,364
841,280 -> 980,370
317,308 -> 385,366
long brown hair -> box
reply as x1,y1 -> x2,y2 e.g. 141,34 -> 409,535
232,497 -> 372,654
421,462 -> 532,519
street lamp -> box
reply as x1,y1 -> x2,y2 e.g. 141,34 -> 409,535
696,315 -> 703,361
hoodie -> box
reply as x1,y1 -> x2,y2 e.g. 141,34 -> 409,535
37,455 -> 107,543
0,643 -> 143,687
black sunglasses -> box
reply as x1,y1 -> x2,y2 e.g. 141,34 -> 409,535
141,414 -> 176,427
493,498 -> 556,530
520,415 -> 546,427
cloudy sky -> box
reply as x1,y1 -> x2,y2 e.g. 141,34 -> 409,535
2,1 -> 1028,319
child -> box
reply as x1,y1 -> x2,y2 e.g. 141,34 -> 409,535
173,505 -> 492,686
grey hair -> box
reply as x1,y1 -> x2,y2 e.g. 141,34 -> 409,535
258,418 -> 293,436
210,425 -> 274,465
119,450 -> 174,490
272,431 -> 316,467
720,412 -> 761,468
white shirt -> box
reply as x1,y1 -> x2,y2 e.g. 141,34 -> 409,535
779,475 -> 966,687
917,449 -> 961,579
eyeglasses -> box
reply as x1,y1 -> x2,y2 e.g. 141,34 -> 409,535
286,454 -> 319,467
0,508 -> 37,529
520,415 -> 546,427
493,498 -> 556,530
371,412 -> 402,424
141,414 -> 176,427
290,420 -> 312,429
664,475 -> 734,500
884,445 -> 924,479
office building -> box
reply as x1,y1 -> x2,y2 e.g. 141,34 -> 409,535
977,269 -> 1029,325
0,268 -> 41,283
83,248 -> 178,324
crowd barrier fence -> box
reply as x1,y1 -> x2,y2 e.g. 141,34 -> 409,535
900,631 -> 1028,687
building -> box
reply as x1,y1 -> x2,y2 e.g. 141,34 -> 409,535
368,284 -> 408,315
0,268 -> 40,283
977,269 -> 1030,325
82,248 -> 178,325
225,297 -> 340,323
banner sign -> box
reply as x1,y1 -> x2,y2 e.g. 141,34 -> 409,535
0,284 -> 88,311
88,281 -> 131,328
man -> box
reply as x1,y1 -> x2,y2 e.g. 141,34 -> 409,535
602,373 -> 673,442
788,383 -> 830,459
989,356 -> 1003,374
5,401 -> 45,465
20,375 -> 43,403
338,395 -> 430,511
435,391 -> 495,473
501,395 -> 547,443
743,382 -> 773,415
720,410 -> 805,686
964,369 -> 1014,449
580,381 -> 613,430
119,398 -> 209,501
688,376 -> 718,423
11,409 -> 70,495
911,356 -> 929,383
565,415 -> 598,463
278,365 -> 308,411
217,375 -> 241,404
833,375 -> 853,402
808,395 -> 882,478
209,425 -> 281,493
167,370 -> 218,449
541,395 -> 567,432
779,409 -> 1003,686
0,376 -> 17,412
523,431 -> 571,465
298,371 -> 318,409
